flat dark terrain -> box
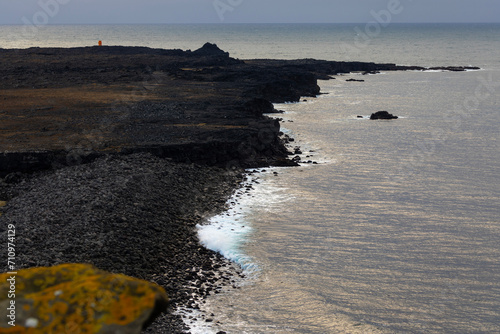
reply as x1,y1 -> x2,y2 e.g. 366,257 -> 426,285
1,43 -> 474,175
0,44 -> 293,174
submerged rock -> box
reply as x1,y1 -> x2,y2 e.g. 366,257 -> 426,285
0,264 -> 169,333
370,111 -> 399,120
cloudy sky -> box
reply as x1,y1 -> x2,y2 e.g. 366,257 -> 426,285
1,0 -> 499,25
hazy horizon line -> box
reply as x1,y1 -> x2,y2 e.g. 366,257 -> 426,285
1,21 -> 499,26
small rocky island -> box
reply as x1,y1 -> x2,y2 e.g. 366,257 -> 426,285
0,43 -> 478,333
370,111 -> 399,120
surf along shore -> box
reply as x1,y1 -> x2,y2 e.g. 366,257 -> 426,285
0,43 -> 478,332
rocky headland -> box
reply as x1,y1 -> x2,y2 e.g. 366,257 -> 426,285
0,43 -> 479,332
0,43 -> 479,177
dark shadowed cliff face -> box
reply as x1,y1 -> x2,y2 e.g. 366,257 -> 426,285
0,43 -> 478,176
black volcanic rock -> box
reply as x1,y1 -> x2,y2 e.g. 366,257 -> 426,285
0,45 -> 478,176
370,111 -> 399,120
243,98 -> 277,116
189,43 -> 242,67
428,66 -> 480,72
192,42 -> 229,57
0,153 -> 243,333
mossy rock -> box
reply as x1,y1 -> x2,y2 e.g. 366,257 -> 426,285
0,264 -> 168,333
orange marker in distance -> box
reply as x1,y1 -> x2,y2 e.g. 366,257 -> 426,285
98,40 -> 102,46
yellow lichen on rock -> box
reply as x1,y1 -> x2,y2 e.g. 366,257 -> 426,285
0,264 -> 169,334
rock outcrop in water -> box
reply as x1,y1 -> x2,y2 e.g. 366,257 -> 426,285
370,111 -> 399,120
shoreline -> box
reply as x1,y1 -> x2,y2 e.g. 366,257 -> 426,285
0,44 -> 479,332
0,44 -> 478,177
1,153 -> 246,333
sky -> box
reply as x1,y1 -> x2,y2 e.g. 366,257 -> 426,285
1,0 -> 499,25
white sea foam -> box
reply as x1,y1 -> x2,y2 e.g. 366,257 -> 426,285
197,205 -> 256,273
175,306 -> 217,334
197,170 -> 263,275
185,168 -> 294,333
197,168 -> 296,273
422,69 -> 445,73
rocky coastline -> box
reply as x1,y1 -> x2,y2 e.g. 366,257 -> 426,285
0,43 -> 479,177
0,43 -> 479,332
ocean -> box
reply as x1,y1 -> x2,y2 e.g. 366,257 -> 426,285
2,23 -> 499,333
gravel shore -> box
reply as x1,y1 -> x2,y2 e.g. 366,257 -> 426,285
0,152 -> 244,333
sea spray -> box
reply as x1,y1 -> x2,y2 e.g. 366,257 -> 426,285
197,167 -> 298,269
197,203 -> 257,273
185,168 -> 296,333
196,171 -> 263,275
180,170 -> 272,333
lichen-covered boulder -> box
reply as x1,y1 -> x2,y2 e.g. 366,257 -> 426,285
0,264 -> 168,333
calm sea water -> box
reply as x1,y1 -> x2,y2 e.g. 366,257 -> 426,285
1,23 -> 499,66
2,24 -> 499,333
203,70 -> 500,334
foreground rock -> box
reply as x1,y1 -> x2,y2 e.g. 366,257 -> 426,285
0,153 -> 242,333
0,264 -> 168,333
370,111 -> 399,120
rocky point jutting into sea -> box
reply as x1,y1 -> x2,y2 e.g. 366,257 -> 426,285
0,43 -> 479,333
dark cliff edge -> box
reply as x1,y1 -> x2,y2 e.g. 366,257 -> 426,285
0,43 -> 479,178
